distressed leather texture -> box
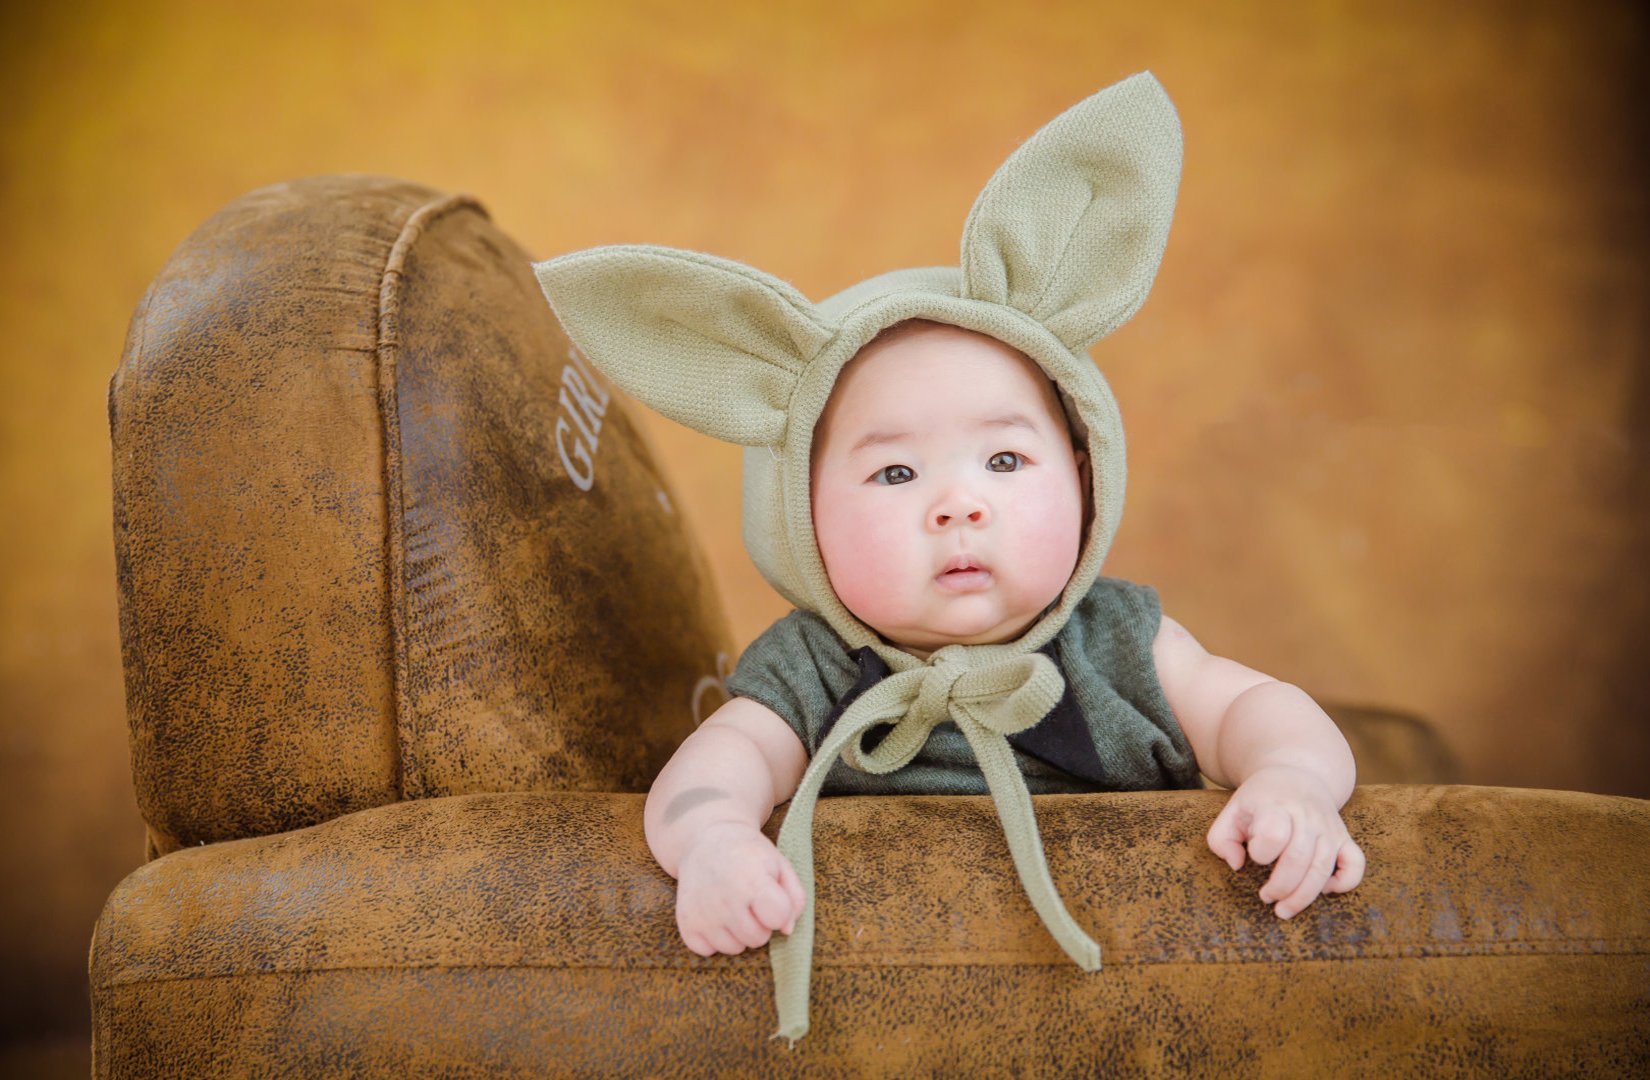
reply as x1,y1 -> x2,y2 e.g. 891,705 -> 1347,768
109,175 -> 732,856
95,176 -> 1650,1076
94,788 -> 1650,1075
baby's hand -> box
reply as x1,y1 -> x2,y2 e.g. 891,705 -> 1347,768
674,821 -> 807,957
1207,765 -> 1365,919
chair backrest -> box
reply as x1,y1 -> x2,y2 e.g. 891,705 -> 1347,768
111,175 -> 733,857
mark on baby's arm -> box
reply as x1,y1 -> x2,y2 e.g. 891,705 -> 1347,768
663,786 -> 732,824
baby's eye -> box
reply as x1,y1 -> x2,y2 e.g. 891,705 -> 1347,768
873,464 -> 916,485
987,451 -> 1023,472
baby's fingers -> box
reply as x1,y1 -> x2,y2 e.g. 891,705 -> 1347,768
1270,835 -> 1337,919
703,925 -> 749,955
681,929 -> 716,958
1206,798 -> 1250,871
750,877 -> 797,934
724,904 -> 773,950
775,855 -> 807,931
681,912 -> 749,955
1243,804 -> 1295,868
1326,838 -> 1366,893
1257,818 -> 1315,908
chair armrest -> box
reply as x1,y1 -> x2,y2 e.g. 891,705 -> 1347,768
1325,702 -> 1461,784
92,786 -> 1649,1076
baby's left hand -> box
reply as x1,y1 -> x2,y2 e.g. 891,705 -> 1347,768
1207,764 -> 1365,919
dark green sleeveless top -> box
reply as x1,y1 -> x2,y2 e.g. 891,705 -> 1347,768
726,576 -> 1202,795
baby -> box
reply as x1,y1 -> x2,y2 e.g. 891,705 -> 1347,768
534,71 -> 1364,1039
646,318 -> 1362,960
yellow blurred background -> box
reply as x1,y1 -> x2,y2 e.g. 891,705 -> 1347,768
2,0 -> 1645,1070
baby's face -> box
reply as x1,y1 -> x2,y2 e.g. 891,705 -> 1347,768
811,323 -> 1087,654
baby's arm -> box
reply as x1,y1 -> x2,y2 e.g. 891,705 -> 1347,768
644,696 -> 809,956
1153,615 -> 1365,919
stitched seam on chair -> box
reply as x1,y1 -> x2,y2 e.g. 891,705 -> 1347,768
94,939 -> 1650,988
376,190 -> 488,802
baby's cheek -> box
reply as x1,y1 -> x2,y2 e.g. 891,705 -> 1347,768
816,502 -> 916,629
824,561 -> 880,620
823,516 -> 902,605
1018,488 -> 1084,597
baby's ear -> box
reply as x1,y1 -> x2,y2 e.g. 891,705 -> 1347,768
960,72 -> 1182,354
534,245 -> 834,446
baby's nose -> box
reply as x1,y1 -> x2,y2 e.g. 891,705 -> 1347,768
931,493 -> 989,530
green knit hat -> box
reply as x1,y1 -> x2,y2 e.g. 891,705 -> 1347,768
534,71 -> 1180,669
534,70 -> 1182,1042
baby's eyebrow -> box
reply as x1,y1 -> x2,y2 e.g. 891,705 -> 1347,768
847,429 -> 911,455
845,413 -> 1041,456
977,412 -> 1040,434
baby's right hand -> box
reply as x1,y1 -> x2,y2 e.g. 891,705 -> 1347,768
674,821 -> 807,957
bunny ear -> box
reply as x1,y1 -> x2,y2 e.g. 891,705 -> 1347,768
960,72 -> 1182,353
533,245 -> 833,446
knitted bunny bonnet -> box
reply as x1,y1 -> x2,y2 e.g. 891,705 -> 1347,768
534,71 -> 1182,1041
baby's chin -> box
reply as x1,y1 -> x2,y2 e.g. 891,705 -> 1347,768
871,608 -> 1045,656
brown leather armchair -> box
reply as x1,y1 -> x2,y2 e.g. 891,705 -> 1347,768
92,176 -> 1650,1077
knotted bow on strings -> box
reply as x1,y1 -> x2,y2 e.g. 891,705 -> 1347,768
768,646 -> 1103,1043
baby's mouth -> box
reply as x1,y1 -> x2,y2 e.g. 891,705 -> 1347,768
936,555 -> 992,592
